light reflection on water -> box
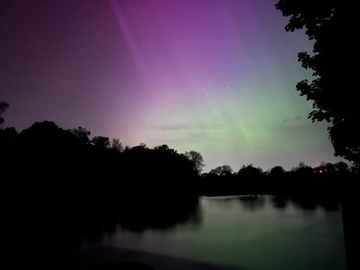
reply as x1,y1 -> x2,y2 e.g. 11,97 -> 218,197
84,195 -> 346,270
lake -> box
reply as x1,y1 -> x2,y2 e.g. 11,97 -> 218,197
55,195 -> 346,270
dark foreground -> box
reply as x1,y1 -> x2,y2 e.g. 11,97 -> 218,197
2,190 -> 357,270
4,246 -> 243,270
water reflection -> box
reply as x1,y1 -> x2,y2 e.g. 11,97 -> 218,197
3,196 -> 202,268
271,195 -> 288,210
95,195 -> 345,270
238,195 -> 265,211
4,195 -> 345,270
200,195 -> 339,214
205,196 -> 238,210
290,196 -> 340,212
115,198 -> 202,234
291,197 -> 318,211
319,199 -> 340,211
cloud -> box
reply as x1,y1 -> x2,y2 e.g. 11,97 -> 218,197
198,122 -> 227,130
155,123 -> 194,130
283,116 -> 302,123
153,122 -> 226,131
148,131 -> 222,147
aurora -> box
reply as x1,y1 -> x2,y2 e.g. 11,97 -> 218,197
0,0 -> 346,172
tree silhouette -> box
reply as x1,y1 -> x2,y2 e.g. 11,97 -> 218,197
154,144 -> 173,152
91,136 -> 110,149
237,164 -> 263,177
324,162 -> 335,174
184,150 -> 205,175
0,101 -> 10,126
110,138 -> 124,152
268,166 -> 285,177
334,161 -> 349,173
210,165 -> 233,176
139,142 -> 147,148
275,1 -> 359,164
237,164 -> 264,196
274,6 -> 359,267
70,126 -> 91,145
350,162 -> 360,175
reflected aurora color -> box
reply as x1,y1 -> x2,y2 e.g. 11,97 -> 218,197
0,0 -> 346,172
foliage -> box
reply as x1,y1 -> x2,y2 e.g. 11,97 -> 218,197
184,150 -> 205,175
269,166 -> 286,176
210,165 -> 233,176
237,164 -> 263,177
275,1 -> 359,163
110,138 -> 124,152
91,136 -> 110,149
70,126 -> 91,145
0,101 -> 10,126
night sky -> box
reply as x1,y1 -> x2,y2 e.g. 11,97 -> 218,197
0,0 -> 346,172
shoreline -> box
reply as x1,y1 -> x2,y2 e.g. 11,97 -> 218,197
38,245 -> 244,270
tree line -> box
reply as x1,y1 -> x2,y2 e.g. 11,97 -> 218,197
0,120 -> 203,204
0,114 -> 204,263
201,162 -> 357,198
1,101 -> 357,206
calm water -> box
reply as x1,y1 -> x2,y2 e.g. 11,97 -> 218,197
81,195 -> 346,270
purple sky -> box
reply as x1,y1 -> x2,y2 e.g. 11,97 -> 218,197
0,0 -> 346,172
